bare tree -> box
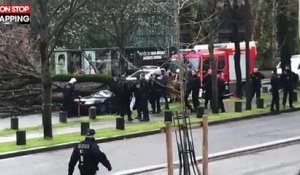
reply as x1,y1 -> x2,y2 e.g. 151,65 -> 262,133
32,0 -> 88,138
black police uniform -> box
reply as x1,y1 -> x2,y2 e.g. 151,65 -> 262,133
63,82 -> 76,118
185,72 -> 194,111
250,72 -> 265,100
281,70 -> 297,108
191,74 -> 201,110
203,74 -> 212,109
134,79 -> 150,121
153,76 -> 163,113
148,77 -> 156,114
270,73 -> 281,111
68,130 -> 112,175
160,73 -> 170,110
117,79 -> 133,121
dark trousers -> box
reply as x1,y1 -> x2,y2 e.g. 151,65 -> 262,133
270,90 -> 279,111
185,89 -> 193,110
251,88 -> 261,100
63,100 -> 74,118
283,88 -> 294,107
162,88 -> 169,109
154,92 -> 161,113
137,100 -> 149,120
192,89 -> 200,109
218,96 -> 225,112
79,169 -> 96,175
204,92 -> 212,109
120,99 -> 132,120
149,93 -> 161,113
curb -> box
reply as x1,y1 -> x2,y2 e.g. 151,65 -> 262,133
115,136 -> 300,175
0,107 -> 299,159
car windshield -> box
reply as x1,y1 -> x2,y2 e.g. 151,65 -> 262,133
130,70 -> 151,78
186,58 -> 200,71
91,90 -> 113,98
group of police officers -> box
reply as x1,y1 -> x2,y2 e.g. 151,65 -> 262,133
115,68 -> 228,122
251,66 -> 298,112
67,66 -> 299,175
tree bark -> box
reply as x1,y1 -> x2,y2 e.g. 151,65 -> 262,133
245,0 -> 252,110
209,41 -> 219,113
38,0 -> 53,139
232,0 -> 243,98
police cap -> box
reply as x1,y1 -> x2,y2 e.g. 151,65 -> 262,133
86,129 -> 96,136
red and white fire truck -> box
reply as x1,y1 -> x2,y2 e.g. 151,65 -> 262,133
170,41 -> 257,85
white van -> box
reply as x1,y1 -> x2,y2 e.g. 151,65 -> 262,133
276,55 -> 300,80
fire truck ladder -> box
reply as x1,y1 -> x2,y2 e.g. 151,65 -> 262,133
174,112 -> 201,175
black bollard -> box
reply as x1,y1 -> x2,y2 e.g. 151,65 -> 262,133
116,117 -> 125,130
81,122 -> 90,135
11,117 -> 19,130
196,107 -> 204,118
256,98 -> 264,108
89,106 -> 97,120
234,101 -> 243,112
293,92 -> 298,102
164,111 -> 173,122
262,87 -> 269,93
59,111 -> 67,123
16,130 -> 26,145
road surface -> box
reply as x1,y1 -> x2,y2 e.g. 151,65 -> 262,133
0,111 -> 300,174
144,143 -> 300,175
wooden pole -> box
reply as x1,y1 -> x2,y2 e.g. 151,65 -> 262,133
202,115 -> 208,175
165,122 -> 174,175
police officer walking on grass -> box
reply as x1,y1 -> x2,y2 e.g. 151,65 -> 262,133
281,66 -> 298,109
68,129 -> 112,175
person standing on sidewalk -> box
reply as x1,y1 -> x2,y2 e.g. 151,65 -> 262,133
63,78 -> 77,118
117,75 -> 133,121
68,129 -> 112,175
270,68 -> 281,112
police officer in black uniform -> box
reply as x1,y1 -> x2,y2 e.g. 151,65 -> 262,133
191,70 -> 201,110
68,129 -> 112,175
250,68 -> 265,100
117,75 -> 133,121
270,68 -> 281,112
63,78 -> 77,118
203,69 -> 212,109
218,74 -> 226,113
160,70 -> 170,110
185,70 -> 194,112
134,73 -> 150,121
148,75 -> 156,114
281,66 -> 297,108
153,74 -> 163,113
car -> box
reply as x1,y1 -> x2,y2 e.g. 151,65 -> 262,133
126,68 -> 165,81
74,89 -> 117,116
276,55 -> 300,81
